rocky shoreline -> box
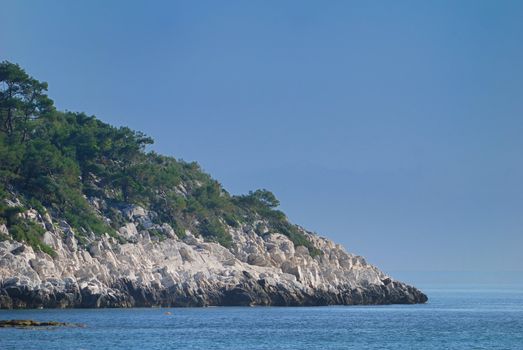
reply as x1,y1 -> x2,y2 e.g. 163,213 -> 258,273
1,276 -> 426,309
0,206 -> 427,309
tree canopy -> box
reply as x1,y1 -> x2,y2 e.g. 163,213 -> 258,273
0,61 -> 54,140
0,61 -> 320,257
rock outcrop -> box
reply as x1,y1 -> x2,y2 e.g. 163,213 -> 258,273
0,206 -> 427,308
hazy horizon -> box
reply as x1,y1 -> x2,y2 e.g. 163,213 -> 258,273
1,0 -> 522,278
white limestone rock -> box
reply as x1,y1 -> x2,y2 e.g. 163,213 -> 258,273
0,208 -> 427,308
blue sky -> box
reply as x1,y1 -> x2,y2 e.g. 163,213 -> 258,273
1,0 -> 522,276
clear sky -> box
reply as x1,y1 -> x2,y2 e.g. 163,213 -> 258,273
1,0 -> 522,276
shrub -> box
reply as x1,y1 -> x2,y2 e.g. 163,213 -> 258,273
199,218 -> 233,248
9,220 -> 56,257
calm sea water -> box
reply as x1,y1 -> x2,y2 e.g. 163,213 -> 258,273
1,287 -> 522,349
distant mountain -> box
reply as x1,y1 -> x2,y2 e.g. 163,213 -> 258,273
0,62 -> 426,308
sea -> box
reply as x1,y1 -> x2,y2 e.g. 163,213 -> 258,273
1,283 -> 522,349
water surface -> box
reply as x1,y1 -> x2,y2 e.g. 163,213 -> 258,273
1,287 -> 522,349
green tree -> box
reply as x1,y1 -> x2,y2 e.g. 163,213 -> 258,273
236,189 -> 280,208
0,61 -> 54,141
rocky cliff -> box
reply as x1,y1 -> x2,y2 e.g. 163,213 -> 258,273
0,204 -> 427,308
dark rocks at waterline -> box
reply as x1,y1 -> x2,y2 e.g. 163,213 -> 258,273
0,279 -> 427,309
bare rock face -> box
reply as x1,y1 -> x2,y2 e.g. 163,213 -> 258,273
0,207 -> 427,308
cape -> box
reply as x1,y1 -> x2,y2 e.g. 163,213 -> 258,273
0,61 -> 427,308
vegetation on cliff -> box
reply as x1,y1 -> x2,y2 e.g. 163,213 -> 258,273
0,61 -> 320,256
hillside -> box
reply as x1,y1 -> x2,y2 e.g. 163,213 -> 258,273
0,62 -> 427,307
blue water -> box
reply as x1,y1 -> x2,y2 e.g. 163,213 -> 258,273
1,287 -> 522,349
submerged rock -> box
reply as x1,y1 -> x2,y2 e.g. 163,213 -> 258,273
0,319 -> 84,328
